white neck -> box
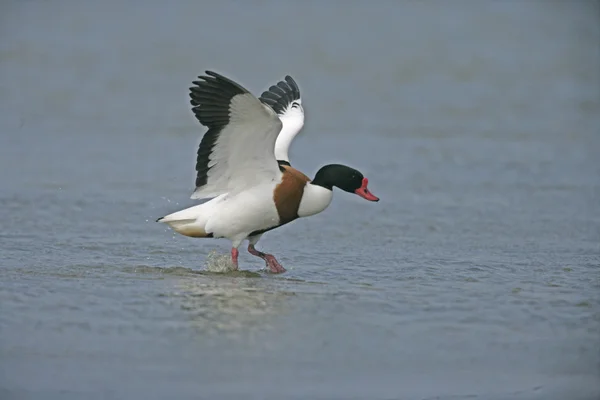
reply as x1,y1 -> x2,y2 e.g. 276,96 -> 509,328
297,183 -> 333,218
274,108 -> 304,162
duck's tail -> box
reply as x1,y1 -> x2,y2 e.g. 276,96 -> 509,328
156,203 -> 213,238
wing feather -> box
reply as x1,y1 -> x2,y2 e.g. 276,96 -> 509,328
259,75 -> 301,115
190,71 -> 283,200
259,75 -> 304,164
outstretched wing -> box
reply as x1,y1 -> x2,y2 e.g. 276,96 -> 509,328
259,76 -> 305,164
190,71 -> 283,200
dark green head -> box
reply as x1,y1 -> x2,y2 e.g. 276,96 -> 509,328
312,164 -> 379,202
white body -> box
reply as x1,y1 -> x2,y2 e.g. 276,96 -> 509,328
161,181 -> 334,248
162,182 -> 279,246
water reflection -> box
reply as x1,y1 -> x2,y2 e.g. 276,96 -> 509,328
173,274 -> 295,340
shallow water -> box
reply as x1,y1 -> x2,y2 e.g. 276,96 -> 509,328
1,1 -> 599,399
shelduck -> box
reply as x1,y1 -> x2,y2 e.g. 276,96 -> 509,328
157,71 -> 379,273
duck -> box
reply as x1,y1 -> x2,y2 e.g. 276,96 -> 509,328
157,71 -> 379,273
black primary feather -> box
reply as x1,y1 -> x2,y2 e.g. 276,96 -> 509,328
259,75 -> 301,115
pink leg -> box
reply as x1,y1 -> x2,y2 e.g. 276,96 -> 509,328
247,244 -> 286,273
230,248 -> 239,270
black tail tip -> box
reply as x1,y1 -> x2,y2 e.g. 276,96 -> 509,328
156,217 -> 164,222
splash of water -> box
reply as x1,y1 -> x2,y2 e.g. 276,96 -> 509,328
205,250 -> 237,273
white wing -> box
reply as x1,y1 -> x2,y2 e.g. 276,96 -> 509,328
190,71 -> 283,200
259,76 -> 305,165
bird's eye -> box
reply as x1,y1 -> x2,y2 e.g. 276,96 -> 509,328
291,102 -> 299,109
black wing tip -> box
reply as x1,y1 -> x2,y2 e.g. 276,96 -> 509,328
191,70 -> 248,94
188,70 -> 248,128
284,75 -> 299,93
195,70 -> 225,81
259,74 -> 301,114
204,70 -> 221,77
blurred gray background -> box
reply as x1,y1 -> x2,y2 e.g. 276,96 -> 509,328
1,1 -> 599,400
